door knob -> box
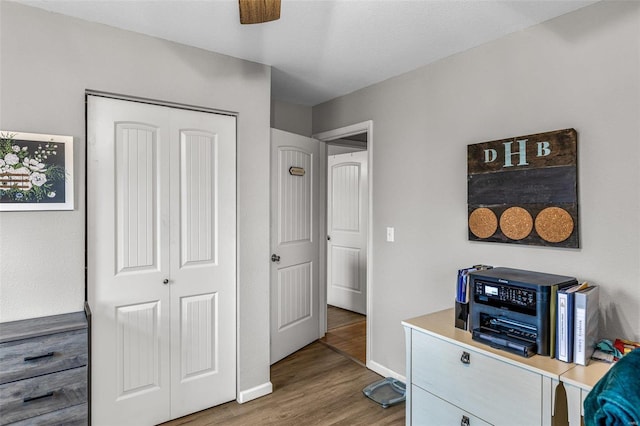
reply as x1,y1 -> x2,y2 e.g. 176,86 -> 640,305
271,254 -> 281,262
163,279 -> 169,285
327,235 -> 331,241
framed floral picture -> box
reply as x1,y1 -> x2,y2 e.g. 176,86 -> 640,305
0,131 -> 74,211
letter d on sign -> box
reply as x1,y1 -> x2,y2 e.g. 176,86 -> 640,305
484,149 -> 497,163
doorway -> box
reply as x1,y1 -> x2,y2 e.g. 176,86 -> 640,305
313,121 -> 372,367
320,305 -> 366,364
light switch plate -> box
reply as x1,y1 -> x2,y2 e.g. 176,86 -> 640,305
386,227 -> 395,242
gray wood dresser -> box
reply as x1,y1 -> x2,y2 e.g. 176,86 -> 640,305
0,311 -> 88,425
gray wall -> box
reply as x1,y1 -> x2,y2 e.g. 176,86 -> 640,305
271,99 -> 312,137
313,1 -> 640,375
0,2 -> 271,393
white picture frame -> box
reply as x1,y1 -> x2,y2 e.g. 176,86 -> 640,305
0,131 -> 74,211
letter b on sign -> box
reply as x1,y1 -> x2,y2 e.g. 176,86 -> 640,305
537,141 -> 551,157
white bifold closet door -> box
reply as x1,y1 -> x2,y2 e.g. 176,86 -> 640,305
87,95 -> 236,425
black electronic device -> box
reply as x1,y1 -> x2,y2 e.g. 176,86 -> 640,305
469,267 -> 577,357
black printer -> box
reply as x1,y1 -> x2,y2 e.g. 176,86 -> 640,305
469,267 -> 577,357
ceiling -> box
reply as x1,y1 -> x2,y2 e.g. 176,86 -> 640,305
16,0 -> 598,106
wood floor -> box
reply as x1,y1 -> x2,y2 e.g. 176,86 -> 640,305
161,342 -> 404,426
320,306 -> 366,365
326,305 -> 366,330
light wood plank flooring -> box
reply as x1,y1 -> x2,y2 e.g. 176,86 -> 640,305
320,306 -> 366,365
161,342 -> 404,426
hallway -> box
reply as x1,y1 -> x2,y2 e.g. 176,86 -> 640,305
320,305 -> 366,365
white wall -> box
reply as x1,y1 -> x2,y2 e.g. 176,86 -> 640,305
0,2 -> 271,394
313,1 -> 640,375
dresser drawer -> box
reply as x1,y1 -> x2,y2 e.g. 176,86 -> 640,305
0,366 -> 87,425
8,403 -> 88,426
411,385 -> 490,426
412,330 -> 542,425
0,328 -> 87,385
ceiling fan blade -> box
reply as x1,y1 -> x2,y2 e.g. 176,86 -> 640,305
239,0 -> 281,24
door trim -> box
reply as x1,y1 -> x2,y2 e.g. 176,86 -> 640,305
85,89 -> 238,117
312,120 -> 373,368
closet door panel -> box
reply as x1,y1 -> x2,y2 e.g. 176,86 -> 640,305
88,96 -> 172,426
169,108 -> 236,419
115,123 -> 159,273
180,130 -> 216,266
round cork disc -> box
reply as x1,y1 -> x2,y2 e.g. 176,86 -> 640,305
499,206 -> 533,240
535,207 -> 574,243
468,207 -> 498,239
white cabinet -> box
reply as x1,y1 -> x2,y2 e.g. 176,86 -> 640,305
560,362 -> 611,426
403,309 -> 574,426
411,330 -> 541,424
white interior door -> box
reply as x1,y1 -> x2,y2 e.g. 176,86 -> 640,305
327,151 -> 368,315
88,96 -> 236,425
270,129 -> 320,364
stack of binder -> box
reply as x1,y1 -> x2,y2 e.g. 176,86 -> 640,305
454,264 -> 492,330
556,283 -> 599,365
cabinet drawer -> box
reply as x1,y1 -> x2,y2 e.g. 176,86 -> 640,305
0,329 -> 87,385
0,366 -> 87,425
412,330 -> 541,425
411,385 -> 490,426
8,403 -> 88,426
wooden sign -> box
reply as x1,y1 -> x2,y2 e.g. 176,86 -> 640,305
467,128 -> 578,247
289,166 -> 305,176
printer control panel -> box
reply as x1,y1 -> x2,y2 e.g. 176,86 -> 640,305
474,280 -> 536,315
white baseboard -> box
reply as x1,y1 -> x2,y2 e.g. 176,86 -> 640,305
367,360 -> 406,384
237,381 -> 273,404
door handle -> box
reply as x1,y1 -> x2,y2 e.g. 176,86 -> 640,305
271,254 -> 281,263
327,235 -> 331,241
163,279 -> 169,285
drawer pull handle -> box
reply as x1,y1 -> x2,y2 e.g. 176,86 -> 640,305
24,352 -> 55,362
460,351 -> 471,364
23,391 -> 54,403
461,415 -> 470,426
